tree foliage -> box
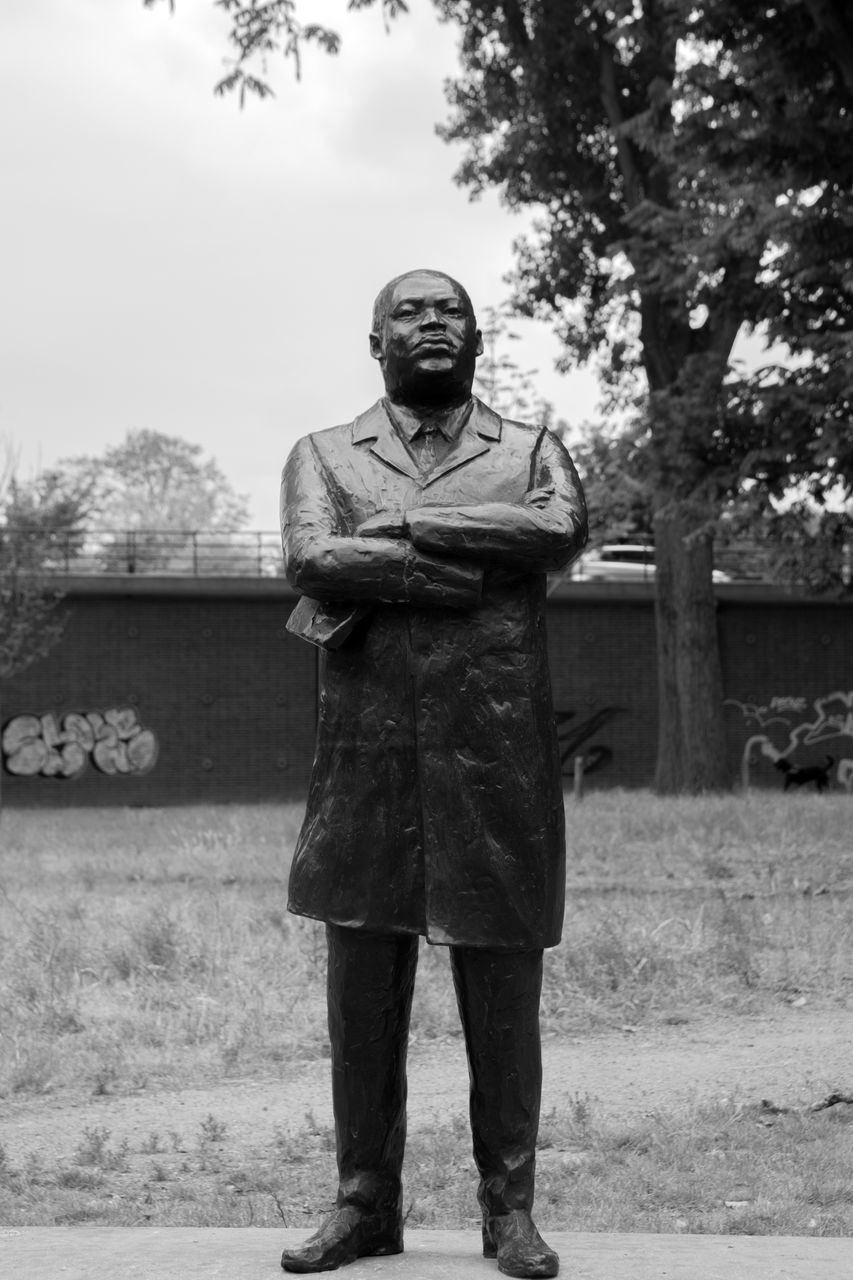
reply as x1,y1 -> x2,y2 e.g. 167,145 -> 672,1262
143,0 -> 409,100
55,429 -> 251,572
0,450 -> 91,681
434,3 -> 850,489
474,305 -> 555,424
563,417 -> 655,547
677,2 -> 853,596
61,428 -> 249,531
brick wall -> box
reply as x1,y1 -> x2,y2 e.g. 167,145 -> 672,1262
546,587 -> 852,791
1,580 -> 850,804
0,579 -> 316,806
717,594 -> 852,791
548,595 -> 659,787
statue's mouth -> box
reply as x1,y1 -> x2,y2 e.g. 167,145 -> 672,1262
414,340 -> 454,354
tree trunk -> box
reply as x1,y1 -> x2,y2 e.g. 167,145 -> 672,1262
653,502 -> 730,793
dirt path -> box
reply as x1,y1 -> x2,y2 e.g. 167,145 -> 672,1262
3,1006 -> 851,1167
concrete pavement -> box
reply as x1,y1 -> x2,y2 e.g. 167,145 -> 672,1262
2,1227 -> 850,1280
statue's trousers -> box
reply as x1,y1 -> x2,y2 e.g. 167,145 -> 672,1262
326,924 -> 543,1219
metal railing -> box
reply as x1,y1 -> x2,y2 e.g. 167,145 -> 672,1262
3,527 -> 850,587
14,529 -> 285,578
553,538 -> 852,592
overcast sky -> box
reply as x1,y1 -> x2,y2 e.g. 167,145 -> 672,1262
1,0 -> 602,527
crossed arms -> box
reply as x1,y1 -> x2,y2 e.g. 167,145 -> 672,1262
281,426 -> 588,612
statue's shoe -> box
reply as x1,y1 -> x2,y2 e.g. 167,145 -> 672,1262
483,1210 -> 559,1278
281,1206 -> 403,1273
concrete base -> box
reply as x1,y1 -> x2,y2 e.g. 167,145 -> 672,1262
2,1227 -> 849,1280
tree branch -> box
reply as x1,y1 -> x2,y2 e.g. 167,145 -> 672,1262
599,41 -> 644,209
802,0 -> 853,97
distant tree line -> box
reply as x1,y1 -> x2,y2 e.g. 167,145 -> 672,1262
0,430 -> 250,683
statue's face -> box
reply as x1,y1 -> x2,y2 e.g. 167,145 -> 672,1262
370,272 -> 483,403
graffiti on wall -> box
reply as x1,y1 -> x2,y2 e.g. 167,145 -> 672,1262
556,706 -> 622,777
1,707 -> 158,779
725,690 -> 853,790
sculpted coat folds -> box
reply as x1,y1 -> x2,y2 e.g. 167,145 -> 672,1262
281,397 -> 586,947
279,270 -> 588,1279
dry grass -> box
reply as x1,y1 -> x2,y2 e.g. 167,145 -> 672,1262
0,806 -> 327,1097
548,790 -> 853,1029
1,794 -> 851,1094
400,1096 -> 853,1237
0,791 -> 851,1231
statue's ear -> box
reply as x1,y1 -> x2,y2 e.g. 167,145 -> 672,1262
369,332 -> 383,361
474,328 -> 484,358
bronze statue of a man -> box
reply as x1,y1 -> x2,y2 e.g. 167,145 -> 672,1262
279,270 -> 588,1277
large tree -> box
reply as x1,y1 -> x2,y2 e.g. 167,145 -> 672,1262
147,0 -> 853,790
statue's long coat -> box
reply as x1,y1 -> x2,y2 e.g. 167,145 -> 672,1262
281,397 -> 587,949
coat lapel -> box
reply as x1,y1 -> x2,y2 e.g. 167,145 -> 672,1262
422,398 -> 501,487
352,401 -> 420,481
351,398 -> 502,487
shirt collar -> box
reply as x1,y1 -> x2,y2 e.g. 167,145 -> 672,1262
383,397 -> 474,443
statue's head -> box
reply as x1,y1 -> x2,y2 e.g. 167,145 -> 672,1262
369,269 -> 483,407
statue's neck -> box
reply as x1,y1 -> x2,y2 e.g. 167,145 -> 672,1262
387,390 -> 471,417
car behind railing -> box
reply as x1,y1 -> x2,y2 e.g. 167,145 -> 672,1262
568,544 -> 731,583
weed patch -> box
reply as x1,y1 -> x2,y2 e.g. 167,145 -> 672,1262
73,1127 -> 130,1171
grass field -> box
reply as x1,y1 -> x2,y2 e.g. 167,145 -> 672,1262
1,792 -> 851,1232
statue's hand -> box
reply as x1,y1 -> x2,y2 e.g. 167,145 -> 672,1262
357,512 -> 409,539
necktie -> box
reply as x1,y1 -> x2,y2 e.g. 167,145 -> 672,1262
416,422 -> 441,474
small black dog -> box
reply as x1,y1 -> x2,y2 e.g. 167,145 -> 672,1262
774,754 -> 834,793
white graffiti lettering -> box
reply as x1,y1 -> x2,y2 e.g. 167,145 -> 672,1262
727,689 -> 853,788
800,691 -> 853,747
723,699 -> 793,730
768,696 -> 807,714
1,708 -> 158,779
